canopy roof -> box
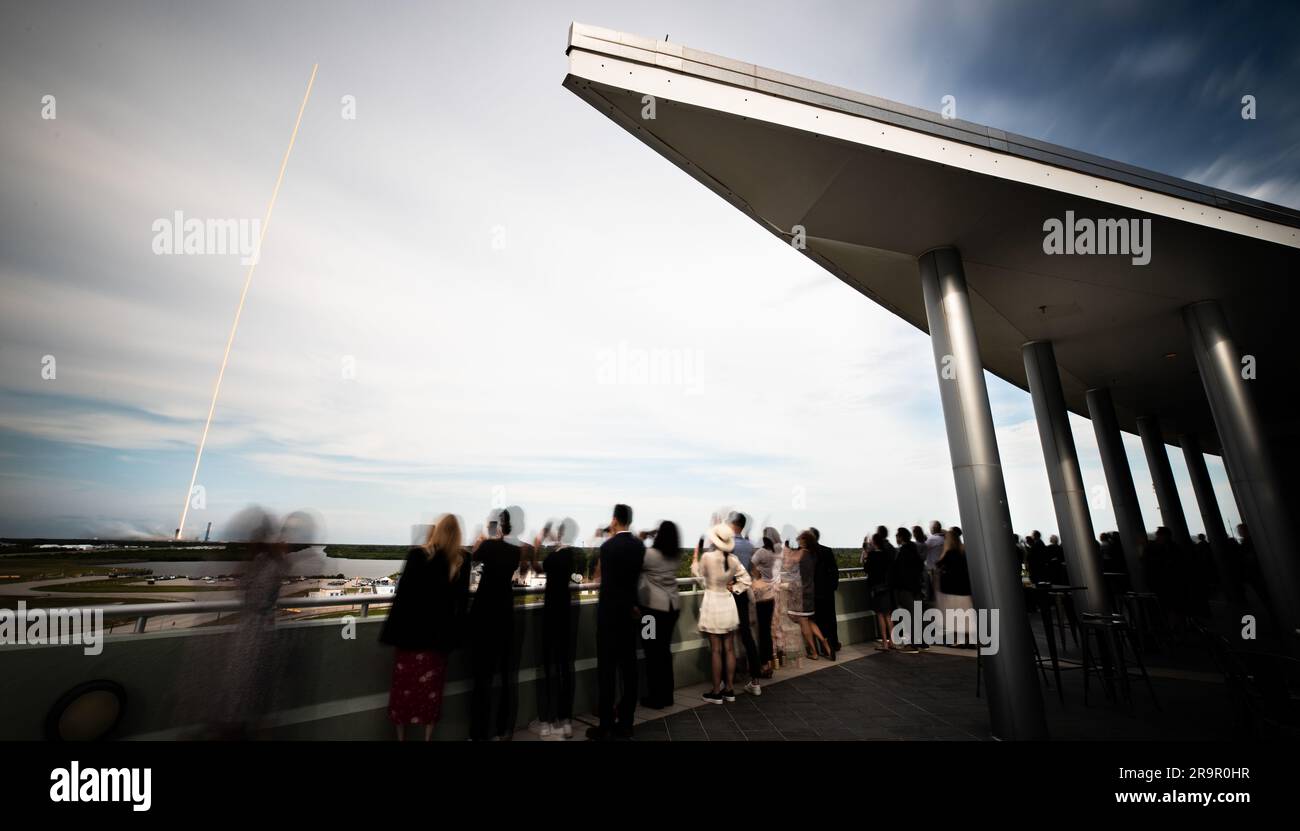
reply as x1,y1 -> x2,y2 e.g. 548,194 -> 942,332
563,23 -> 1300,453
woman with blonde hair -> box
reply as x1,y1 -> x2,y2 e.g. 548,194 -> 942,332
379,514 -> 469,740
691,523 -> 751,703
934,526 -> 975,643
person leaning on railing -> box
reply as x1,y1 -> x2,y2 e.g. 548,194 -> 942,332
638,520 -> 683,710
378,514 -> 469,741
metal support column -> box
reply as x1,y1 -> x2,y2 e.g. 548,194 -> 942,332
1136,416 -> 1192,549
920,247 -> 1047,740
1183,300 -> 1299,648
1022,341 -> 1109,614
1085,387 -> 1149,592
1179,432 -> 1245,605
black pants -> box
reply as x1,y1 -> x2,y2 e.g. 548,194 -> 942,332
640,606 -> 678,707
755,598 -> 775,665
596,608 -> 639,730
893,590 -> 917,644
733,591 -> 761,679
815,592 -> 839,652
470,620 -> 517,740
539,600 -> 574,722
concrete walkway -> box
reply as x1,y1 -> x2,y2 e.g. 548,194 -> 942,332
513,629 -> 1235,741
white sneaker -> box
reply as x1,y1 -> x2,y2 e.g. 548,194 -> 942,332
559,720 -> 573,739
746,680 -> 762,696
527,719 -> 553,737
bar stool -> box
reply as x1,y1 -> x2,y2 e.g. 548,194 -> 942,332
1047,588 -> 1081,650
1120,591 -> 1168,653
975,636 -> 1052,700
1080,612 -> 1159,711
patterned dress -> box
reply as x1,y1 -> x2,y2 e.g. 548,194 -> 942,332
776,549 -> 807,651
388,649 -> 449,725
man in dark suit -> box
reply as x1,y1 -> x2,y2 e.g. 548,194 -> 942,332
809,527 -> 839,658
587,503 -> 645,740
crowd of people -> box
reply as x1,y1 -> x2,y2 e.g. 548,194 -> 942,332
860,521 -> 974,650
375,502 -> 1261,740
377,503 -> 847,741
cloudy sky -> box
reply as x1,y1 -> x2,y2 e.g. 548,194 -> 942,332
1,0 -> 1296,545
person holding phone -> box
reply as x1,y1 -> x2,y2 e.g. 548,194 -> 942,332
587,504 -> 645,740
468,508 -> 521,740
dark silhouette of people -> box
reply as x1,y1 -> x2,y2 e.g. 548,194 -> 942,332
864,529 -> 895,649
891,527 -> 924,649
1045,534 -> 1068,585
1026,530 -> 1051,585
534,517 -> 580,739
1143,525 -> 1194,629
587,503 -> 645,740
808,527 -> 839,658
468,508 -> 521,741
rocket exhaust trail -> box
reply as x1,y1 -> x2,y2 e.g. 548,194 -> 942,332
175,64 -> 318,540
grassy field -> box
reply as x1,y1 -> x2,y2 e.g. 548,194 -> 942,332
0,559 -> 146,585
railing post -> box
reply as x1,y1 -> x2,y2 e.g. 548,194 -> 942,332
134,617 -> 147,634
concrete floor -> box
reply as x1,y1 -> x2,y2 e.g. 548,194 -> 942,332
514,621 -> 1235,742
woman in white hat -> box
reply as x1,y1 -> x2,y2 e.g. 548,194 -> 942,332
691,523 -> 752,703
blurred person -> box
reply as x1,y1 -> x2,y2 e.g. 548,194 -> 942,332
935,527 -> 975,643
863,531 -> 894,650
1144,526 -> 1192,629
1045,534 -> 1068,585
784,530 -> 833,662
214,507 -> 300,739
809,526 -> 840,658
504,505 -> 538,585
528,518 -> 581,739
922,520 -> 945,600
911,525 -> 928,558
769,527 -> 799,668
891,527 -> 924,651
469,508 -> 521,741
587,504 -> 645,740
727,512 -> 762,695
750,529 -> 780,678
692,523 -> 751,703
379,514 -> 468,741
638,520 -> 682,709
1026,530 -> 1051,585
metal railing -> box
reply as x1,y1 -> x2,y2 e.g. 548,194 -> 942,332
50,567 -> 866,634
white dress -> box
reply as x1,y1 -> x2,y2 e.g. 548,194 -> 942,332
692,550 -> 750,634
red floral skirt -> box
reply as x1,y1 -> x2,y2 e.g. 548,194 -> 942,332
388,649 -> 448,726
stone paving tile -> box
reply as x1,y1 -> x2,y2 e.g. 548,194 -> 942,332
631,633 -> 1234,742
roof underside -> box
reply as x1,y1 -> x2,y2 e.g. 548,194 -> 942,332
564,23 -> 1300,455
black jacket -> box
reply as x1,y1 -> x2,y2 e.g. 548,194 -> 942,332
596,532 -> 645,619
891,541 -> 924,594
865,545 -> 894,590
938,548 -> 972,596
542,545 -> 578,609
379,547 -> 469,652
1027,540 -> 1051,584
814,542 -> 839,597
469,538 -> 521,631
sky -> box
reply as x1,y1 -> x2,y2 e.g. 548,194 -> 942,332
1,0 -> 1296,546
